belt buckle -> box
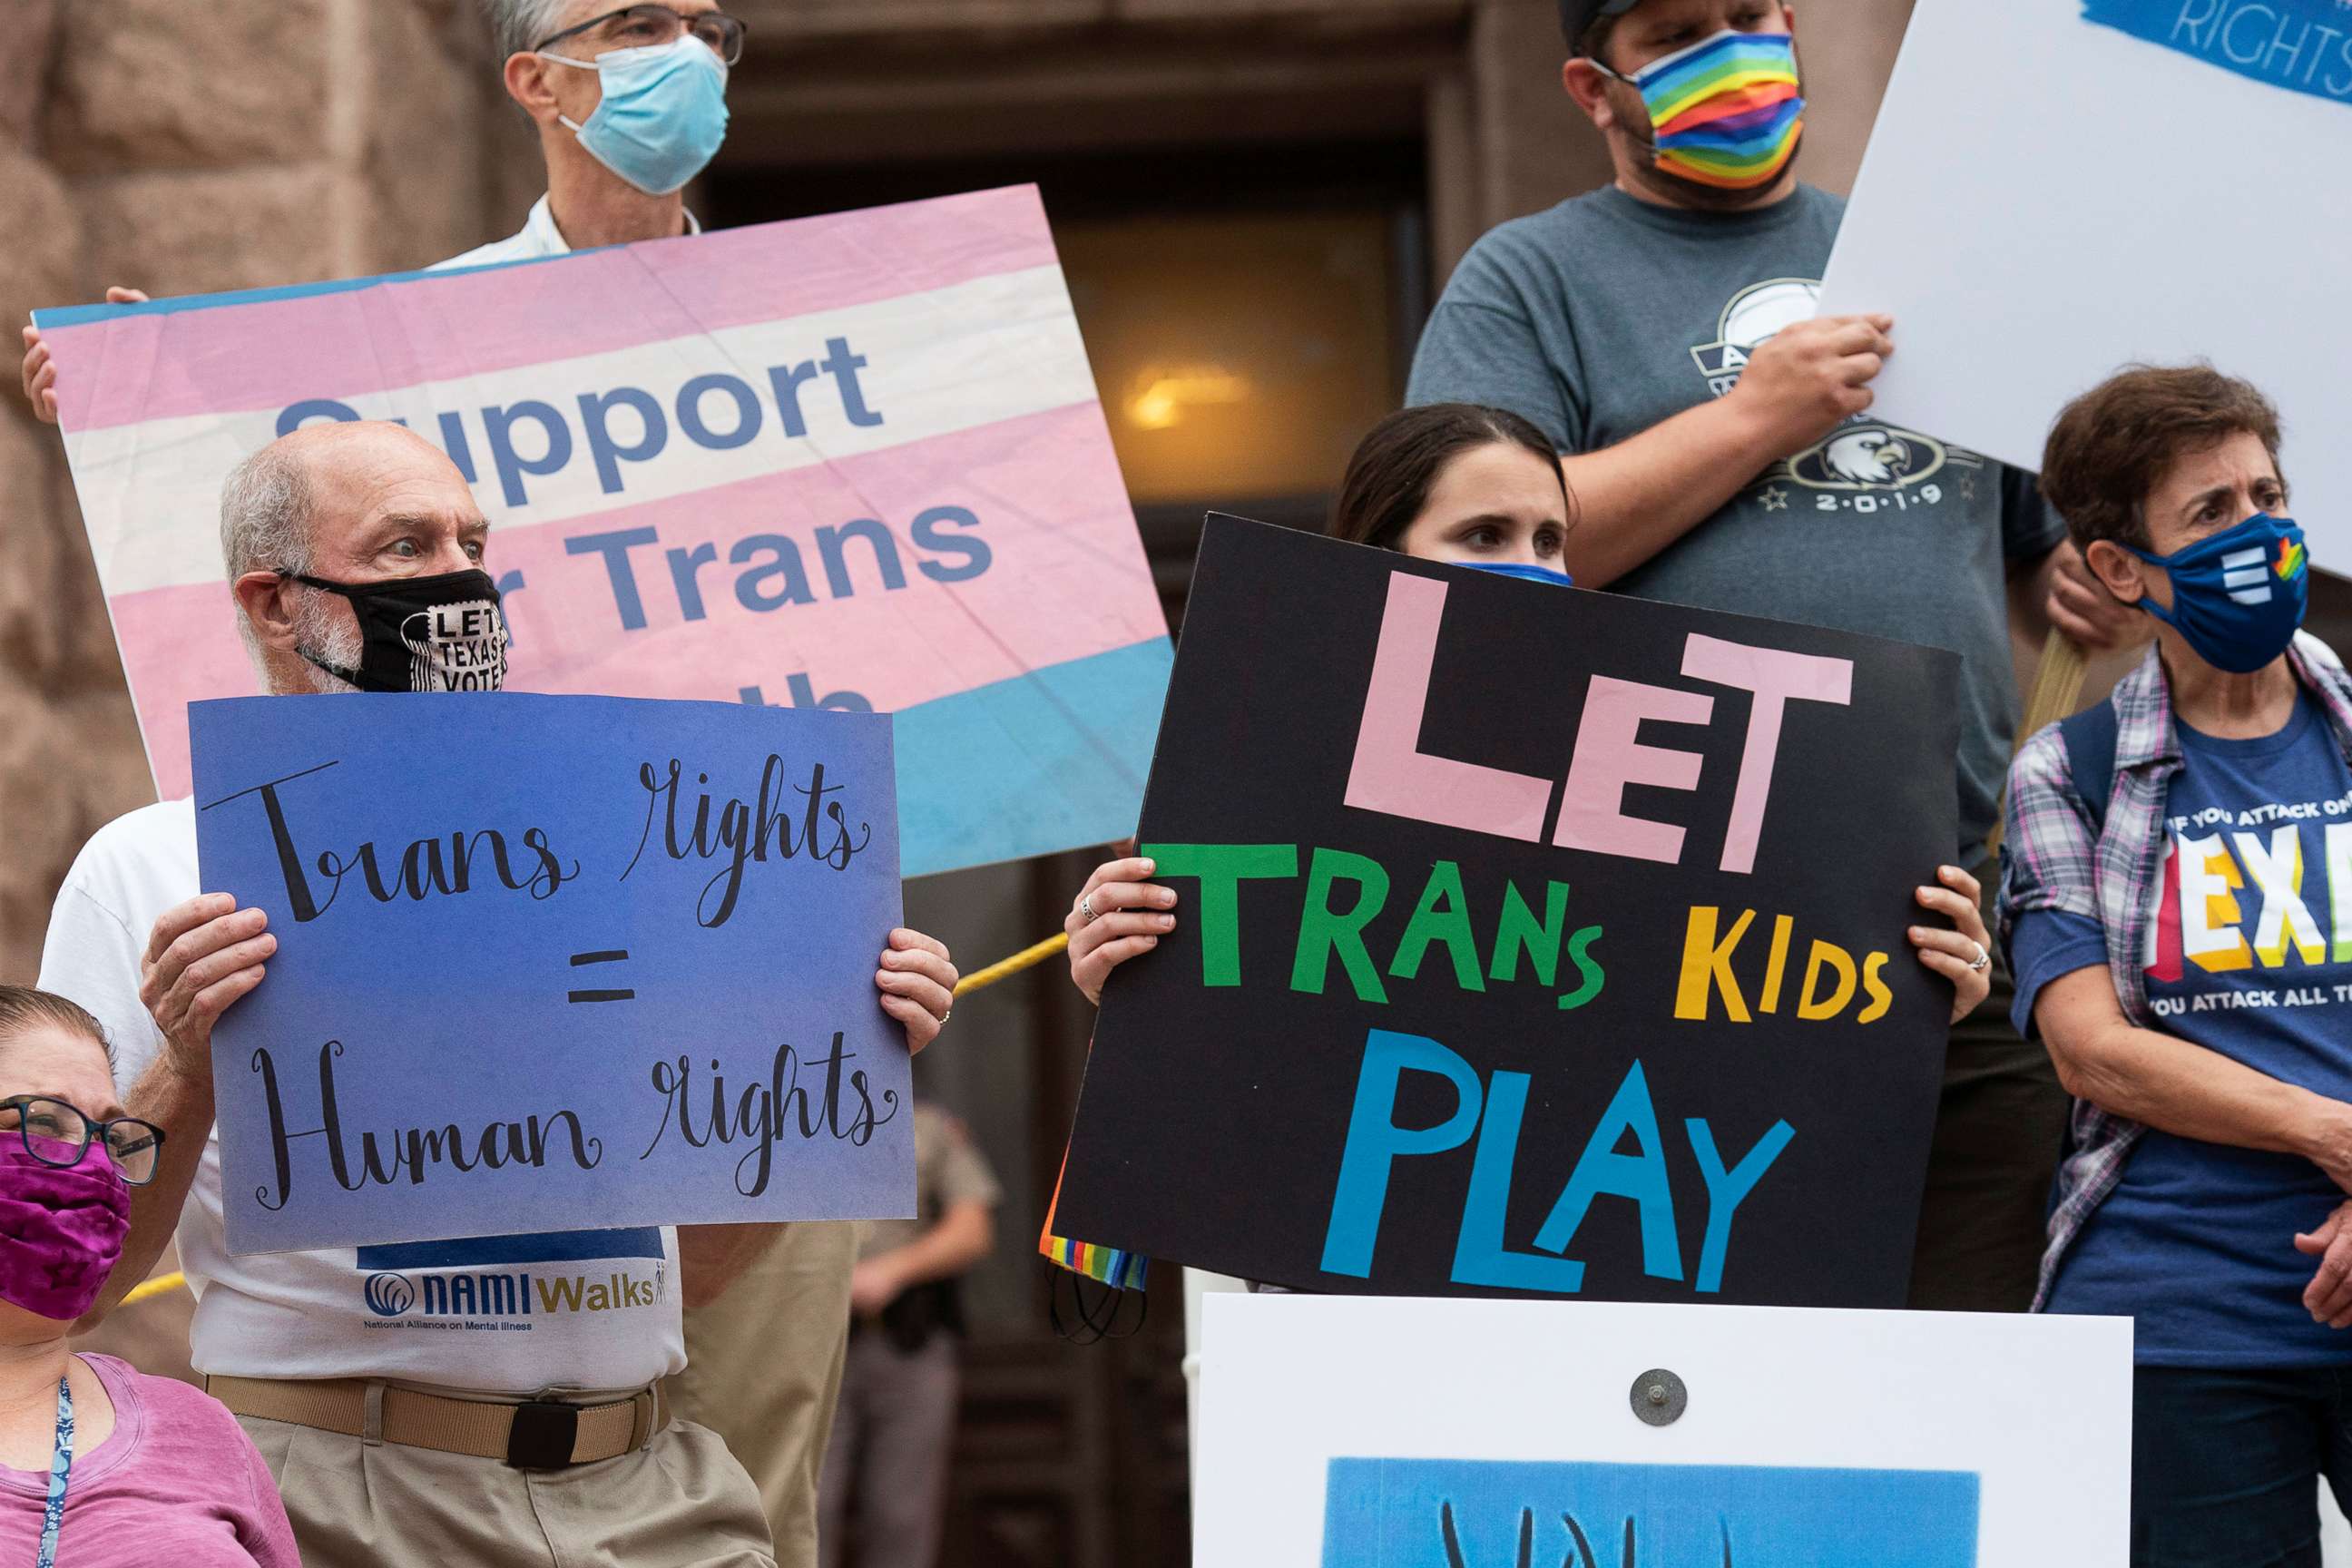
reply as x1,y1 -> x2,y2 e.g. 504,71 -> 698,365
505,1401 -> 580,1469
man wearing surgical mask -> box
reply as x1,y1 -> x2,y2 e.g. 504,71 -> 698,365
1406,0 -> 2147,1315
36,422 -> 961,1568
441,0 -> 738,268
19,1 -> 737,416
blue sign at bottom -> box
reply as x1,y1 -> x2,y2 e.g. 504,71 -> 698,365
1323,1458 -> 1979,1567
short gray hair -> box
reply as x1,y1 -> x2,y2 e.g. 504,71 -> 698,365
480,0 -> 577,61
220,443 -> 316,581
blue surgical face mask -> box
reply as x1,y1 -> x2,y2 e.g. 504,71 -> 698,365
2125,513 -> 2308,674
541,36 -> 729,197
1466,562 -> 1578,587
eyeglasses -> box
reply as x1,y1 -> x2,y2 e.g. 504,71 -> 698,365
0,1098 -> 165,1187
535,4 -> 747,67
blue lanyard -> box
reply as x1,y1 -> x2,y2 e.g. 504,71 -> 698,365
34,1376 -> 71,1568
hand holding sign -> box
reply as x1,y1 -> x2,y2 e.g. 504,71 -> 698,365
138,894 -> 274,1084
191,691 -> 921,1255
1054,518 -> 1963,1305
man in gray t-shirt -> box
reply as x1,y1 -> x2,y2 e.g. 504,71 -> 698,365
1408,0 -> 2143,1314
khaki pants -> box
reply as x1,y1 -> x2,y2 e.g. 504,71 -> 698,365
818,1333 -> 960,1568
238,1411 -> 773,1568
665,1221 -> 863,1568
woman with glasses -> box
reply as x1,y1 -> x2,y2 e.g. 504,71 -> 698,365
0,986 -> 294,1566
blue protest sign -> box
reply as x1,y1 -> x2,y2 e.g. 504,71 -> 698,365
190,692 -> 911,1255
2081,0 -> 2352,107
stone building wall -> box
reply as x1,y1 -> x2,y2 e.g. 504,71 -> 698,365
0,0 -> 538,983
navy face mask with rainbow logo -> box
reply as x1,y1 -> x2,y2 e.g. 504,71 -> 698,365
2126,514 -> 2308,674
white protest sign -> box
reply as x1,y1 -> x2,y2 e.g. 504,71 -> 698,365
1818,0 -> 2352,563
1196,1294 -> 2131,1563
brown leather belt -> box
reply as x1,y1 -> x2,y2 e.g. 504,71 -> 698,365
206,1376 -> 666,1469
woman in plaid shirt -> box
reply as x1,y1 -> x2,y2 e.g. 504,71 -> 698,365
2000,366 -> 2352,1564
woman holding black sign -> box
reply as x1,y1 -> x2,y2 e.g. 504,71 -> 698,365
2000,366 -> 2352,1562
1066,402 -> 1994,1017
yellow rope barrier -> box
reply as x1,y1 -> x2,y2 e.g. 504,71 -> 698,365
952,931 -> 1070,998
119,935 -> 1073,1309
122,1271 -> 185,1307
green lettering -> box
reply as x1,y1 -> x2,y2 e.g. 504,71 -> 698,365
1290,848 -> 1391,1003
1557,926 -> 1606,1011
1490,880 -> 1570,987
1389,861 -> 1485,992
1142,843 -> 1300,986
534,1275 -> 583,1312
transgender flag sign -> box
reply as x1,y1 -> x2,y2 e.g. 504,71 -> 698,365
37,186 -> 1172,877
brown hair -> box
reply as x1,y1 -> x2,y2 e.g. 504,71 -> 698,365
2041,365 -> 2285,553
1329,404 -> 1573,553
0,987 -> 110,1066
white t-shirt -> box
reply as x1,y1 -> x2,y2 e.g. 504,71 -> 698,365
432,194 -> 701,271
38,799 -> 686,1396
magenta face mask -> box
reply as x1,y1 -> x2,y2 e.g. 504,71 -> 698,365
0,1139 -> 130,1321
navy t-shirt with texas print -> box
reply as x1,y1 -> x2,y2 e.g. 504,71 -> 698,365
2014,690 -> 2352,1365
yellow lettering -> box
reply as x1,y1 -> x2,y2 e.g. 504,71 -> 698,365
1857,950 -> 1893,1024
1675,906 -> 1756,1024
1797,940 -> 1858,1021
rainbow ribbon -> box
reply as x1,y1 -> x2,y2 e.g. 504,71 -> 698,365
1634,32 -> 1806,191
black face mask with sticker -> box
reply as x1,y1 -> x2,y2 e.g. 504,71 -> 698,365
288,568 -> 510,693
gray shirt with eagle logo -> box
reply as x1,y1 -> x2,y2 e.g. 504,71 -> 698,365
1406,181 -> 2063,863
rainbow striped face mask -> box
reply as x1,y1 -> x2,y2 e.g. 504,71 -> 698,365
1595,29 -> 1806,191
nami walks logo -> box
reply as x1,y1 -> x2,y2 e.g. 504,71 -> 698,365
354,1228 -> 669,1334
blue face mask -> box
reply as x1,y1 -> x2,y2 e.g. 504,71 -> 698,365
2126,513 -> 2309,674
1466,562 -> 1578,587
542,37 -> 729,197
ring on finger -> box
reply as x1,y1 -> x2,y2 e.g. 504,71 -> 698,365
1080,895 -> 1100,925
1968,942 -> 1991,974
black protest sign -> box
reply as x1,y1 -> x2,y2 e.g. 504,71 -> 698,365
1052,517 -> 1961,1306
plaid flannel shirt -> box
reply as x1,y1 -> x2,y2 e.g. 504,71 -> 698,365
1996,632 -> 2352,1310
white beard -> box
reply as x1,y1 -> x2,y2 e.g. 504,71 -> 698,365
289,590 -> 365,695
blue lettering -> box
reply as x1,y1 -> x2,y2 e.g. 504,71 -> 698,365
482,400 -> 573,507
786,673 -> 874,712
666,543 -> 719,622
1451,1071 -> 1585,1293
677,374 -> 760,450
1321,1031 -> 1483,1279
822,337 -> 883,427
578,387 -> 670,494
728,534 -> 814,612
1685,1118 -> 1796,1294
912,505 -> 992,583
565,526 -> 661,631
814,519 -> 906,598
1531,1062 -> 1683,1282
768,361 -> 821,437
276,398 -> 363,437
436,410 -> 479,484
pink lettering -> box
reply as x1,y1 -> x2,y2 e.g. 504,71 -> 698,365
1681,634 -> 1854,875
1554,678 -> 1714,864
1343,573 -> 1553,841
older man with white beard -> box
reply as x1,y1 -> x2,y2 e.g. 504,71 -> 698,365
37,420 -> 960,1568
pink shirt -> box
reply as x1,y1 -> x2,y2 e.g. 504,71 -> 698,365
0,1355 -> 297,1566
